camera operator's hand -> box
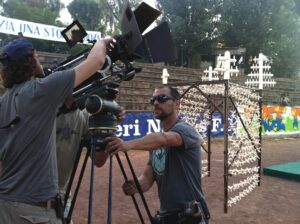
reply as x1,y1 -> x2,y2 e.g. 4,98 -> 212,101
122,180 -> 138,196
74,37 -> 115,88
117,106 -> 125,124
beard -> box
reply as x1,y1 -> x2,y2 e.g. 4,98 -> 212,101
155,112 -> 168,121
153,108 -> 171,121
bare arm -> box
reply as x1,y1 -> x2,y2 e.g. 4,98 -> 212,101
104,131 -> 183,154
122,165 -> 155,195
138,165 -> 155,192
73,38 -> 113,88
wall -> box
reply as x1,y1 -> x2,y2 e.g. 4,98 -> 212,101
1,51 -> 300,111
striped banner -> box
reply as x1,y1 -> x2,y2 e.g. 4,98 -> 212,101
0,16 -> 101,43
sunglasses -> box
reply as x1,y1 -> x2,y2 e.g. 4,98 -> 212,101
150,94 -> 174,105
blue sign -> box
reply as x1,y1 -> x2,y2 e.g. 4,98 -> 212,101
116,112 -> 162,141
116,112 -> 235,140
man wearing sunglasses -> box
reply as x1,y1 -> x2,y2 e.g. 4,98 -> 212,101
104,86 -> 210,224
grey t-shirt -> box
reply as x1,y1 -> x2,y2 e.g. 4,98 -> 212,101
0,69 -> 75,203
149,119 -> 205,213
56,109 -> 88,191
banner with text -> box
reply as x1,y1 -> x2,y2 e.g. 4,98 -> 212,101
116,112 -> 232,141
0,16 -> 101,42
114,106 -> 300,140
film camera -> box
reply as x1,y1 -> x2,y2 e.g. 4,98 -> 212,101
52,2 -> 177,149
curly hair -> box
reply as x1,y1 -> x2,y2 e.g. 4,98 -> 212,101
0,50 -> 37,88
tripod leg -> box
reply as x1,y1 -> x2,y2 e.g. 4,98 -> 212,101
64,142 -> 84,210
88,143 -> 96,224
124,152 -> 155,224
66,147 -> 91,223
107,155 -> 113,224
115,154 -> 145,224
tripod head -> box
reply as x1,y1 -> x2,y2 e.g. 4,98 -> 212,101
50,2 -> 177,149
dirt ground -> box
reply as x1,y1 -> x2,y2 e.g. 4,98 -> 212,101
71,137 -> 300,224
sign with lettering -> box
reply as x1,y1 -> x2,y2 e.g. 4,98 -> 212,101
116,113 -> 161,141
116,106 -> 300,139
116,112 -> 234,140
0,16 -> 101,42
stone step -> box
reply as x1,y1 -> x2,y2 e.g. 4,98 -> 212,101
6,51 -> 297,108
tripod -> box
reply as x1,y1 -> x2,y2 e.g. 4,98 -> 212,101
63,134 -> 155,224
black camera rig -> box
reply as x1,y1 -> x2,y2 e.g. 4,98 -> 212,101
54,2 -> 177,224
50,2 -> 177,149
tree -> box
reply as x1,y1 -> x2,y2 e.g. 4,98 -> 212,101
94,0 -> 140,36
156,0 -> 221,67
220,0 -> 300,77
267,1 -> 300,77
1,0 -> 62,25
67,0 -> 140,55
68,0 -> 101,30
294,0 -> 300,15
67,0 -> 140,36
0,0 -> 69,53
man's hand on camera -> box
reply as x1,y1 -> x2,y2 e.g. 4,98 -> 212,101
122,180 -> 138,196
104,137 -> 130,155
117,106 -> 125,124
74,37 -> 115,88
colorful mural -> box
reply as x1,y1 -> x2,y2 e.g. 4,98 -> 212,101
262,105 -> 300,134
118,106 -> 299,139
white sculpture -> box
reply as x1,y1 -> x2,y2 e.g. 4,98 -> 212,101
161,68 -> 169,85
203,66 -> 219,81
214,51 -> 239,80
245,53 -> 276,89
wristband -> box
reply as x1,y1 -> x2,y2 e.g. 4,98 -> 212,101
99,55 -> 111,73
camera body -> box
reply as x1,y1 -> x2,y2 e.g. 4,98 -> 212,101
84,82 -> 121,149
51,2 -> 177,149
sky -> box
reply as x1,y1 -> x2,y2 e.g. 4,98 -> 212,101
59,0 -> 157,25
59,0 -> 73,24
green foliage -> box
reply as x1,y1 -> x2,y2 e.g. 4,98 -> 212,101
157,0 -> 300,76
295,0 -> 300,15
0,0 -> 144,55
1,0 -> 299,77
219,0 -> 300,77
68,0 -> 101,30
67,0 -> 144,36
267,1 -> 300,77
156,0 -> 221,67
93,0 -> 140,36
2,0 -> 61,24
0,0 -> 69,53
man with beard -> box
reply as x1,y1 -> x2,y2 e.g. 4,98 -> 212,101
104,86 -> 210,224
